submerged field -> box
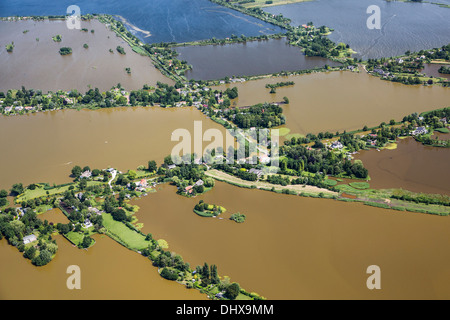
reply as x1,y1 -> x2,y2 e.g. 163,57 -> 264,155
0,19 -> 172,92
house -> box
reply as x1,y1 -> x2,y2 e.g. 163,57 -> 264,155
88,207 -> 102,215
80,170 -> 92,179
330,141 -> 344,149
167,164 -> 176,170
412,126 -> 428,135
194,179 -> 204,186
75,192 -> 84,200
137,179 -> 148,188
82,219 -> 93,229
4,106 -> 12,113
249,168 -> 263,179
185,185 -> 193,194
23,234 -> 37,244
259,154 -> 270,164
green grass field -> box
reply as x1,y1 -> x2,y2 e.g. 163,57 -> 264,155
17,181 -> 105,202
102,213 -> 151,251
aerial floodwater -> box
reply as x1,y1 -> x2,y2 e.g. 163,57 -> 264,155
0,20 -> 172,92
175,38 -> 341,80
1,0 -> 450,303
356,137 -> 450,195
264,0 -> 450,59
0,0 -> 285,43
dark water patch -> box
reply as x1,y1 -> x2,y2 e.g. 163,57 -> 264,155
175,38 -> 341,80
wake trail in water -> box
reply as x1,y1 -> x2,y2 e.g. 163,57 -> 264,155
166,8 -> 176,42
359,13 -> 396,58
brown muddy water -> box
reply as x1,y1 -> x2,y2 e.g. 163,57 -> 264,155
131,180 -> 450,299
0,19 -> 172,92
216,71 -> 450,136
356,137 -> 450,195
0,106 -> 232,191
174,38 -> 341,81
0,233 -> 205,299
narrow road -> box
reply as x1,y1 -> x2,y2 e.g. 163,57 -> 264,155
108,169 -> 117,189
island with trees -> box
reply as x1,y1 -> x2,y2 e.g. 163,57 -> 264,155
194,200 -> 226,217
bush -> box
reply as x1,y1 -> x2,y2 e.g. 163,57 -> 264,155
59,47 -> 72,55
160,267 -> 178,281
225,283 -> 240,300
111,208 -> 127,221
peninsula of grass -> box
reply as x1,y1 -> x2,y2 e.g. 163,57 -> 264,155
102,212 -> 152,251
64,230 -> 96,248
194,200 -> 226,217
434,127 -> 450,133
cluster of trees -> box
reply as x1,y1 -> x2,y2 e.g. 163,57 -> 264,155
0,208 -> 57,266
391,189 -> 450,207
230,102 -> 285,129
230,212 -> 246,223
59,47 -> 72,55
116,46 -> 126,54
280,144 -> 368,179
60,190 -> 103,229
163,161 -> 215,195
438,66 -> 450,74
223,86 -> 238,99
265,81 -> 294,90
194,200 -> 225,216
0,189 -> 8,207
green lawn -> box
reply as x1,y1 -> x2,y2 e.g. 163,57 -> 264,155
102,213 -> 151,251
64,229 -> 96,248
16,181 -> 105,202
434,128 -> 450,133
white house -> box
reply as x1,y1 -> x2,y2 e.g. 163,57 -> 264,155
23,234 -> 37,244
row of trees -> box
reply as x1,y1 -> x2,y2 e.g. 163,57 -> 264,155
230,102 -> 285,129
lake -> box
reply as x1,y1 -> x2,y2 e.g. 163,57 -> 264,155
0,233 -> 205,299
0,19 -> 172,92
0,106 -> 232,191
215,71 -> 450,136
265,0 -> 450,59
356,136 -> 450,195
0,0 -> 285,44
174,38 -> 341,80
130,180 -> 450,299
